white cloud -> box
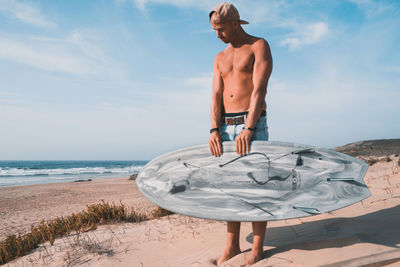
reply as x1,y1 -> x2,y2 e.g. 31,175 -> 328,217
267,72 -> 400,147
280,22 -> 329,51
0,37 -> 99,75
129,0 -> 330,50
235,1 -> 288,25
348,0 -> 398,18
184,73 -> 212,86
130,0 -> 284,20
66,30 -> 113,66
132,0 -> 217,11
0,72 -> 214,159
0,0 -> 56,28
0,31 -> 125,77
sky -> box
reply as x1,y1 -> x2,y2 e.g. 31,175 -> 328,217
0,0 -> 399,160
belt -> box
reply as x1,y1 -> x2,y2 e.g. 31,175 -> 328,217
223,110 -> 266,125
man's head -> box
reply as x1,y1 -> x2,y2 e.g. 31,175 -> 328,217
209,2 -> 248,43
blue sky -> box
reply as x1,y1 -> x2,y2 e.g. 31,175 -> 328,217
0,0 -> 399,160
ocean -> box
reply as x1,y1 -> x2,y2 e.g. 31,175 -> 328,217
0,160 -> 148,187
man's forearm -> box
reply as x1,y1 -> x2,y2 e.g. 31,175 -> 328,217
210,103 -> 222,129
245,88 -> 266,128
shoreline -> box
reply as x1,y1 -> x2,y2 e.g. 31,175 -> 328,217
0,174 -> 138,189
0,176 -> 156,240
0,159 -> 145,188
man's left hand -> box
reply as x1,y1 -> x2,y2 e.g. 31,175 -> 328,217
236,129 -> 253,156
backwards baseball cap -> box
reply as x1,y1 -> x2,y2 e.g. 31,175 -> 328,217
209,2 -> 249,25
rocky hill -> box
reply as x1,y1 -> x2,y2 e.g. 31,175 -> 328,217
334,139 -> 400,157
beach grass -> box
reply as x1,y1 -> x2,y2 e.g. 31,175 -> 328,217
368,158 -> 379,165
367,155 -> 395,166
0,201 -> 148,265
152,206 -> 174,218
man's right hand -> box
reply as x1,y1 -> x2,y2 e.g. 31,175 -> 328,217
209,131 -> 222,157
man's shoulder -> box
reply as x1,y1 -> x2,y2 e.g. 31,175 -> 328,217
251,37 -> 269,49
214,49 -> 227,62
250,38 -> 271,58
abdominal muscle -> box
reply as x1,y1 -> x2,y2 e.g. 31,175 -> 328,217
222,74 -> 266,113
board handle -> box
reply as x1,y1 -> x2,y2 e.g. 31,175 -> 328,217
293,206 -> 321,214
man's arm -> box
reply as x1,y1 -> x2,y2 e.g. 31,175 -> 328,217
236,39 -> 273,155
209,54 -> 224,157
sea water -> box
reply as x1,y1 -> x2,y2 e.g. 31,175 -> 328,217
0,160 -> 148,187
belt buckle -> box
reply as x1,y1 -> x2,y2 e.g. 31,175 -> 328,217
225,115 -> 245,125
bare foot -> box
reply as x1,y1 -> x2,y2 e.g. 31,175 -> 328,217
217,247 -> 241,265
244,249 -> 263,266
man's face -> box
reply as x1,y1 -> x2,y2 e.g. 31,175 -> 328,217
211,21 -> 236,44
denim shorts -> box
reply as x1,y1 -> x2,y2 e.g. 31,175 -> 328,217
221,114 -> 269,141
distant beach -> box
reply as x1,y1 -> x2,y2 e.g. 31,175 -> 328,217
0,160 -> 147,187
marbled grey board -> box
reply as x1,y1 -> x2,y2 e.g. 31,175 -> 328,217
136,141 -> 370,221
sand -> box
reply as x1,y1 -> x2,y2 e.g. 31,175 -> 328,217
3,155 -> 400,267
0,177 -> 157,240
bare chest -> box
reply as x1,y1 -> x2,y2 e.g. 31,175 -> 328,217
219,47 -> 255,78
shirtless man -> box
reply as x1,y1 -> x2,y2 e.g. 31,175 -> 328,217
208,3 -> 273,266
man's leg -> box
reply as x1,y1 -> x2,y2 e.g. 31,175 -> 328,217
217,221 -> 241,265
245,221 -> 267,265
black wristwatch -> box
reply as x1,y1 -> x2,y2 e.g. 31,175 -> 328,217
210,128 -> 219,134
243,126 -> 256,131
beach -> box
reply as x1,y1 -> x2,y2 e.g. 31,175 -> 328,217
2,153 -> 400,266
0,177 -> 156,241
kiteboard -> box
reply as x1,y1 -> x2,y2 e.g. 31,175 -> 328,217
136,141 -> 370,221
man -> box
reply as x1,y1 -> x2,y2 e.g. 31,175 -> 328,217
208,2 -> 273,266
